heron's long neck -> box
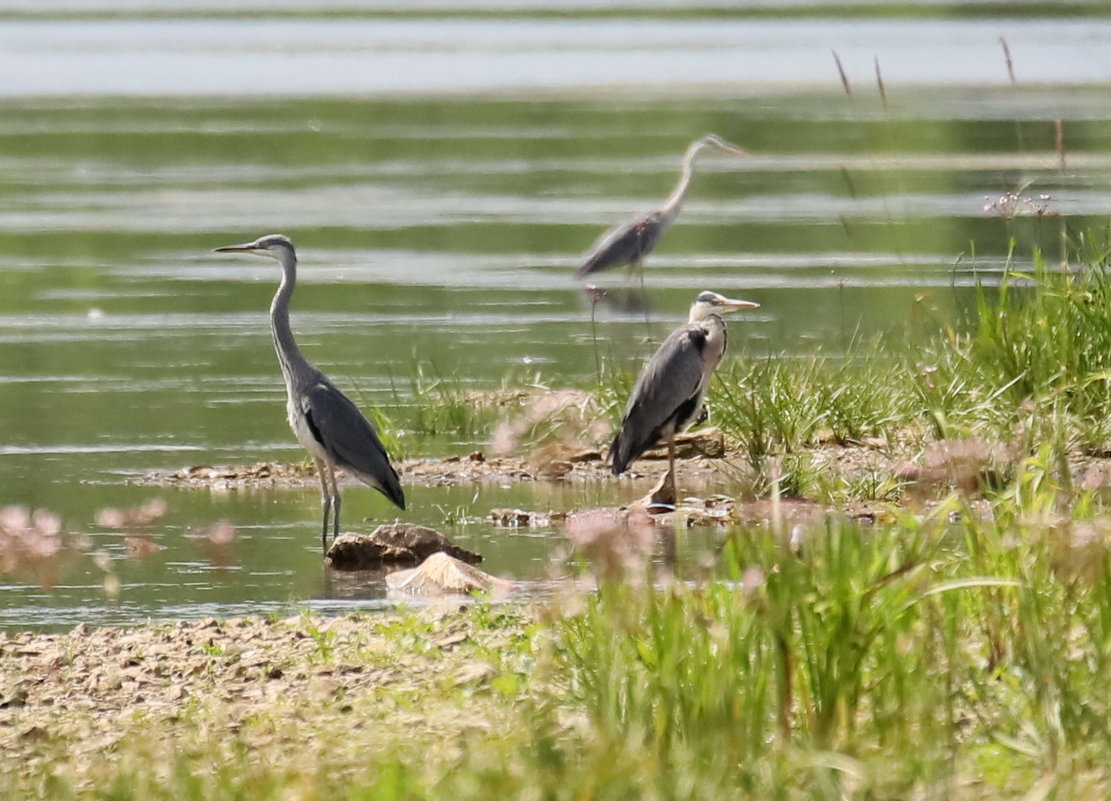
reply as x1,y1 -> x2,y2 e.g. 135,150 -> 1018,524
270,252 -> 312,386
692,309 -> 728,341
660,145 -> 701,219
704,313 -> 728,360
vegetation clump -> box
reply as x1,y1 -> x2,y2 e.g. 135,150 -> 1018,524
710,237 -> 1111,503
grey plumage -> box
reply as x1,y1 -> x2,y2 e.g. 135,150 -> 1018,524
609,320 -> 710,475
214,234 -> 404,552
575,134 -> 747,278
577,211 -> 668,278
609,291 -> 759,503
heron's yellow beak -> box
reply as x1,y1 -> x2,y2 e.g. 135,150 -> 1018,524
213,242 -> 259,254
719,296 -> 760,313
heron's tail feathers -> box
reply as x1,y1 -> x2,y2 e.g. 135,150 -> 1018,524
610,416 -> 671,476
347,458 -> 406,510
575,255 -> 605,278
608,437 -> 626,475
608,429 -> 642,476
376,464 -> 406,511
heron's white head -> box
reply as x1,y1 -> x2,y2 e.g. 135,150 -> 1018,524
213,233 -> 296,262
688,290 -> 759,323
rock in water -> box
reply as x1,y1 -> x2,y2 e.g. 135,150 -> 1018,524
385,552 -> 509,597
326,523 -> 481,570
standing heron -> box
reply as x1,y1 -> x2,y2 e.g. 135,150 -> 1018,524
575,134 -> 748,279
213,234 -> 405,552
610,290 -> 759,507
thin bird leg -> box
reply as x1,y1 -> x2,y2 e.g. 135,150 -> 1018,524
646,434 -> 678,509
666,434 -> 678,500
329,468 -> 342,542
314,457 -> 333,553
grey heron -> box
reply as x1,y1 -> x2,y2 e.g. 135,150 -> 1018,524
609,290 -> 759,507
213,234 -> 405,552
575,134 -> 748,278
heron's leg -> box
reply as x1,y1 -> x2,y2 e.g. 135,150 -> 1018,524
323,459 -> 343,544
314,457 -> 332,553
646,435 -> 678,509
665,434 -> 678,498
330,475 -> 341,541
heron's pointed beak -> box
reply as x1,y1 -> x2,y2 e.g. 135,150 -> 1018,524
719,297 -> 760,313
722,144 -> 749,157
213,242 -> 258,254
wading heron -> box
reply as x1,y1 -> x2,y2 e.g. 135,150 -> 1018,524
575,134 -> 748,278
214,234 -> 405,552
609,290 -> 759,507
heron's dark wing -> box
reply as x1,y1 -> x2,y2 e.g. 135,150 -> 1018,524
302,381 -> 405,510
609,324 -> 708,474
575,212 -> 665,277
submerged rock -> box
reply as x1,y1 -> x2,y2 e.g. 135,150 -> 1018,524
326,523 -> 481,570
385,552 -> 509,597
488,508 -> 566,528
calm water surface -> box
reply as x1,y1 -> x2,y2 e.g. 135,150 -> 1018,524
2,3 -> 1111,630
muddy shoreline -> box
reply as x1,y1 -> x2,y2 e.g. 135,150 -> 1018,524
0,609 -> 538,787
133,427 -> 907,492
129,427 -> 1111,538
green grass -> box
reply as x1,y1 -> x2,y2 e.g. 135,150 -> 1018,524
541,487 -> 1111,799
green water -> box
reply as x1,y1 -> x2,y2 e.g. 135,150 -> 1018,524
3,7 -> 1111,629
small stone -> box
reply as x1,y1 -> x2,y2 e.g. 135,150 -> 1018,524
1081,461 -> 1111,491
488,508 -> 551,527
1,686 -> 28,709
535,459 -> 573,479
385,552 -> 510,597
453,662 -> 496,687
19,725 -> 48,742
433,631 -> 468,650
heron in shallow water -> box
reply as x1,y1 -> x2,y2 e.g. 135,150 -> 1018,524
575,134 -> 748,279
213,234 -> 405,552
609,290 -> 759,507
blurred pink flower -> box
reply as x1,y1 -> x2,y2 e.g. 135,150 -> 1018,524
95,498 -> 167,529
564,506 -> 657,579
207,522 -> 236,545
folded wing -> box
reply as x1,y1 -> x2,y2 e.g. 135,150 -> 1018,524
303,381 -> 406,510
609,324 -> 708,474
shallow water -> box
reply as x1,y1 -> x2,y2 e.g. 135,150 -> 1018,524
2,3 -> 1111,630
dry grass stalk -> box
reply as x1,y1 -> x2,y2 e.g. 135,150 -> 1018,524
831,50 -> 851,96
999,36 -> 1016,85
873,57 -> 886,106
